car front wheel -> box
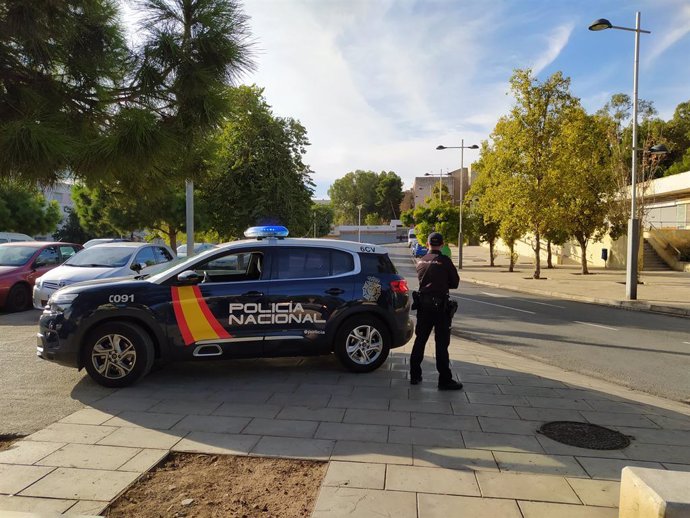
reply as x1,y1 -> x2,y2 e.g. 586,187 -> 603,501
83,322 -> 155,388
335,316 -> 390,373
6,283 -> 30,312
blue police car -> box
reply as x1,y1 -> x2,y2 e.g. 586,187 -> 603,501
37,226 -> 413,387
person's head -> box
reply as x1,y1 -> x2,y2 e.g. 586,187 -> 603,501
427,232 -> 443,251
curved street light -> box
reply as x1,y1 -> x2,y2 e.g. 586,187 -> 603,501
435,140 -> 479,269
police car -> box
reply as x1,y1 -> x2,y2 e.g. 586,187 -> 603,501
37,226 -> 413,387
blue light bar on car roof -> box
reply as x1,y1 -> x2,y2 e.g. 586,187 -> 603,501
244,225 -> 289,239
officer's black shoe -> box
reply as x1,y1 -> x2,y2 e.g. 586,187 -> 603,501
438,380 -> 463,391
410,377 -> 422,385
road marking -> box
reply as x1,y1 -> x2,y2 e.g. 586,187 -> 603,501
574,321 -> 619,331
453,296 -> 536,315
481,291 -> 565,309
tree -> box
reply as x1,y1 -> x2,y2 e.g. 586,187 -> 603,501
311,204 -> 334,237
364,213 -> 381,226
0,0 -> 129,184
202,86 -> 314,238
0,181 -> 61,235
664,100 -> 690,176
53,208 -> 97,244
403,199 -> 459,247
328,170 -> 403,225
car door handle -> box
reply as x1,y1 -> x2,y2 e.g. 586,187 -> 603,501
325,288 -> 345,295
242,291 -> 264,297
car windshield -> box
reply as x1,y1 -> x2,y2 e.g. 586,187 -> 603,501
0,245 -> 39,266
65,246 -> 134,268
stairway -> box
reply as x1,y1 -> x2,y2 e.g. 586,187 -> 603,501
643,239 -> 673,271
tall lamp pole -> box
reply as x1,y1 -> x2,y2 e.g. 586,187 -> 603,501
436,140 -> 479,269
357,204 -> 363,242
589,13 -> 650,300
424,170 -> 452,203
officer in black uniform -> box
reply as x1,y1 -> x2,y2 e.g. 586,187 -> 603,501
410,232 -> 462,390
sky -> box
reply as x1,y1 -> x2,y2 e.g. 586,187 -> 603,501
121,0 -> 690,198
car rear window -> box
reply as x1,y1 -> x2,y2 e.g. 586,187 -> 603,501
274,248 -> 355,279
359,253 -> 397,274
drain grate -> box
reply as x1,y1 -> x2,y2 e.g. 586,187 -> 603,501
538,421 -> 631,450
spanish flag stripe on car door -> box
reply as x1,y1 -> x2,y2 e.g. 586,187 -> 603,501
171,286 -> 231,346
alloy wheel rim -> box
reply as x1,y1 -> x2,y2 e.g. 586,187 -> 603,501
91,334 -> 137,380
345,325 -> 383,365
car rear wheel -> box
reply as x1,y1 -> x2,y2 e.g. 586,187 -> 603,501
6,284 -> 30,312
335,315 -> 390,373
83,322 -> 155,388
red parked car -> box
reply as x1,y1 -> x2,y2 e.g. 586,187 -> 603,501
0,242 -> 82,312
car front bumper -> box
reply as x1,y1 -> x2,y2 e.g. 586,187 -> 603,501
33,285 -> 58,310
36,311 -> 80,368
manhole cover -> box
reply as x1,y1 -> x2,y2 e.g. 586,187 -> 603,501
538,421 -> 631,450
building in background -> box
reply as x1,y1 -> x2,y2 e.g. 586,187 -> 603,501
411,166 -> 473,209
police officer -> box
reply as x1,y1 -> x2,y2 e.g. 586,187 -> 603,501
410,232 -> 462,390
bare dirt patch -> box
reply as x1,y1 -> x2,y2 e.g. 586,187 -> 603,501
0,435 -> 24,451
105,453 -> 327,518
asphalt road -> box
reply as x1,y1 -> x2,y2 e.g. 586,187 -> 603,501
388,243 -> 690,403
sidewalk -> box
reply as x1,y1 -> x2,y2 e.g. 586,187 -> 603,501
2,335 -> 690,517
457,245 -> 690,318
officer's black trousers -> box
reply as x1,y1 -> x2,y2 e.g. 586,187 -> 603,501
410,308 -> 452,384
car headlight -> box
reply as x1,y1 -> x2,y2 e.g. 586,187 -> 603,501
47,292 -> 78,310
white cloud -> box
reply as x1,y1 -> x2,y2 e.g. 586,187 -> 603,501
531,22 -> 574,76
644,3 -> 690,65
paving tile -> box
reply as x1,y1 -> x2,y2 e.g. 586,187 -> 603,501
97,427 -> 184,449
536,435 -> 628,459
662,462 -> 690,472
646,415 -> 690,430
584,400 -> 649,414
20,467 -> 139,501
389,399 -> 452,414
351,386 -> 409,400
418,493 -> 523,518
479,417 -> 543,435
90,395 -> 160,412
553,389 -> 620,400
26,423 -> 117,445
0,441 -> 65,465
566,478 -> 620,507
212,402 -> 282,418
460,374 -> 512,384
526,397 -> 594,411
322,461 -> 385,489
315,422 -> 388,443
576,457 -> 664,480
499,385 -> 558,397
389,426 -> 464,447
312,487 -> 417,518
413,445 -> 498,471
614,426 -> 690,446
452,401 -> 520,419
204,389 -> 274,403
66,500 -> 109,515
103,411 -> 185,430
149,399 -> 221,415
385,464 -> 480,496
411,412 -> 481,431
515,407 -> 586,422
408,387 -> 469,402
493,451 -> 589,477
243,417 -> 318,438
173,432 -> 259,455
171,415 -> 250,434
518,501 -> 618,518
276,406 -> 345,423
343,408 -> 410,427
622,442 -> 690,464
0,464 -> 55,494
267,393 -> 332,407
251,436 -> 334,460
506,376 -> 568,388
59,409 -> 117,426
0,495 -> 75,513
327,396 -> 390,410
476,471 -> 580,503
295,383 -> 354,396
117,449 -> 168,472
337,375 -> 391,387
37,443 -> 139,470
463,431 -> 544,453
331,440 -> 413,465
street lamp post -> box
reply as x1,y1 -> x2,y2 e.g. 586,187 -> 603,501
313,210 -> 317,238
436,140 -> 479,269
589,12 -> 650,300
357,204 -> 363,242
424,170 -> 452,203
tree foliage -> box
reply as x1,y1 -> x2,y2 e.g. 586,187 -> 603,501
328,170 -> 404,225
201,86 -> 314,239
401,199 -> 459,246
0,181 -> 61,235
52,208 -> 97,244
311,204 -> 334,237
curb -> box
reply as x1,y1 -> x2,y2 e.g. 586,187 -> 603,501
458,276 -> 690,319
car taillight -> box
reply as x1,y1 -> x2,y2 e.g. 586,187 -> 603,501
390,279 -> 408,293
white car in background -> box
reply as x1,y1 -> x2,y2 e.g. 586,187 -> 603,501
176,242 -> 217,257
407,229 -> 418,248
33,242 -> 175,309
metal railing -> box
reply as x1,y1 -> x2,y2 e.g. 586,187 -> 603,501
646,222 -> 682,261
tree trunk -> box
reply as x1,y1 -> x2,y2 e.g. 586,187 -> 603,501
489,239 -> 495,267
167,227 -> 177,252
579,239 -> 589,275
533,229 -> 541,279
547,240 -> 553,269
509,241 -> 515,272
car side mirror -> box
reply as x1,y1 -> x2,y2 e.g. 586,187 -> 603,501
130,262 -> 145,273
177,270 -> 203,285
33,260 -> 46,269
